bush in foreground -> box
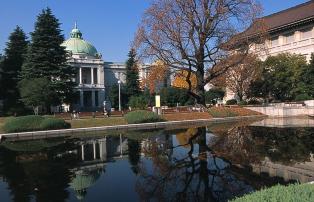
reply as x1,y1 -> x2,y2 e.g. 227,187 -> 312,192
3,115 -> 70,133
231,183 -> 314,202
125,110 -> 165,124
39,118 -> 71,130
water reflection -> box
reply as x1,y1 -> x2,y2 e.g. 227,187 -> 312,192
0,122 -> 313,202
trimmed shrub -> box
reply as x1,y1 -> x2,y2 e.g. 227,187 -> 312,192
225,99 -> 237,105
125,110 -> 165,124
40,118 -> 71,130
238,100 -> 248,106
3,115 -> 44,133
231,183 -> 314,202
247,99 -> 261,105
3,115 -> 71,133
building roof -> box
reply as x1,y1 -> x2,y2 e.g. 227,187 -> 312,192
245,0 -> 314,36
61,23 -> 98,57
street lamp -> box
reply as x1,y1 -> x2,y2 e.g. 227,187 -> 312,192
118,80 -> 121,111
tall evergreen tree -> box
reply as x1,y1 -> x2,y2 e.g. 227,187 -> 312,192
20,8 -> 76,112
125,49 -> 141,99
0,26 -> 28,114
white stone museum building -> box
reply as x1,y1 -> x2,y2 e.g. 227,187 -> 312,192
60,23 -> 150,111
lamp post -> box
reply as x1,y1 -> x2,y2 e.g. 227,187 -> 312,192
118,80 -> 121,111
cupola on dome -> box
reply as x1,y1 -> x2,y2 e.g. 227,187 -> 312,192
61,23 -> 98,57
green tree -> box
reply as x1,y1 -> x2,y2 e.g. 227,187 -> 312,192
205,88 -> 225,104
249,53 -> 307,102
297,54 -> 314,100
19,78 -> 57,114
19,8 -> 76,112
125,49 -> 141,99
0,26 -> 28,114
160,87 -> 194,107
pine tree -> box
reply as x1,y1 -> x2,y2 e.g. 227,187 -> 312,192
0,26 -> 28,114
20,8 -> 76,112
125,49 -> 141,99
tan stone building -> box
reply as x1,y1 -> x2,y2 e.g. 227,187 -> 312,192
225,1 -> 314,101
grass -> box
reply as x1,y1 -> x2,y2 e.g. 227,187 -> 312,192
67,117 -> 127,129
162,112 -> 211,121
208,107 -> 262,118
231,183 -> 314,202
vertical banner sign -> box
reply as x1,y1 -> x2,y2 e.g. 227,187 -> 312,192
155,95 -> 161,108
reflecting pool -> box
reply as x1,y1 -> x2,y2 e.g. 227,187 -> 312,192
0,119 -> 313,202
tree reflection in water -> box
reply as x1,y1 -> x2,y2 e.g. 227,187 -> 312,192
0,140 -> 78,202
136,127 -> 253,202
0,123 -> 313,202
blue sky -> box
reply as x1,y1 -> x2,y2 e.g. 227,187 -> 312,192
0,0 -> 309,62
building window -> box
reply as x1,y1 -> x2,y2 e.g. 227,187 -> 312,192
284,33 -> 294,44
271,37 -> 279,47
301,28 -> 312,39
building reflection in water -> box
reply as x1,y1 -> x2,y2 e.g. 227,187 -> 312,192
66,134 -> 130,200
0,124 -> 313,202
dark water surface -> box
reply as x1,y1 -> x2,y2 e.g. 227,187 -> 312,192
0,119 -> 314,202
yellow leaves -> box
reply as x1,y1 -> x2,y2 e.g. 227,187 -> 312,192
172,70 -> 197,90
176,128 -> 198,148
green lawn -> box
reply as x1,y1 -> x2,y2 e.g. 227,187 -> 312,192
67,117 -> 127,129
231,183 -> 314,202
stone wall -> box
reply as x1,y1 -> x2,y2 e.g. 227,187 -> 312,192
245,106 -> 314,117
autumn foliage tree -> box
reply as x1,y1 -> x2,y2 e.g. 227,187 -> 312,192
135,0 -> 264,105
172,70 -> 197,91
142,60 -> 169,93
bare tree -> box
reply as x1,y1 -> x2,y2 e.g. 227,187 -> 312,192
225,54 -> 262,101
134,0 -> 265,105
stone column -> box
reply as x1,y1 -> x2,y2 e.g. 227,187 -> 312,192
80,90 -> 84,107
91,68 -> 94,84
79,67 -> 82,84
81,144 -> 85,161
120,134 -> 123,157
92,90 -> 95,107
97,67 -> 101,85
99,137 -> 107,161
93,142 -> 96,159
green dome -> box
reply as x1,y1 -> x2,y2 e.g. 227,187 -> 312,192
61,23 -> 98,57
70,168 -> 102,200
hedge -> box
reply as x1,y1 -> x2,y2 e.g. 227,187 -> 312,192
3,115 -> 71,133
231,183 -> 314,202
125,110 -> 165,124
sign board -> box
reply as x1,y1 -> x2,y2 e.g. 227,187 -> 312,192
155,95 -> 161,108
